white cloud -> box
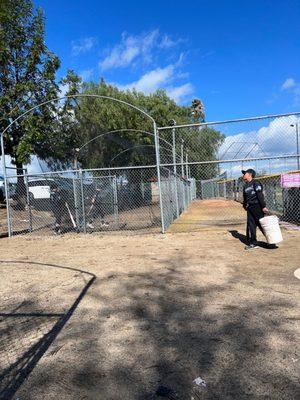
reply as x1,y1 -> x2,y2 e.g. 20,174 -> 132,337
71,37 -> 97,56
101,30 -> 192,103
219,115 -> 300,161
159,34 -> 185,49
99,30 -> 186,71
166,83 -> 194,102
281,78 -> 296,90
280,77 -> 300,106
113,60 -> 194,103
220,156 -> 298,179
117,65 -> 175,93
218,116 -> 300,178
99,30 -> 159,70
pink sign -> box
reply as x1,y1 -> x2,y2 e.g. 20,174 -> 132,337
281,173 -> 300,188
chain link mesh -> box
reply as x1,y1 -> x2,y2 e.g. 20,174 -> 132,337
5,167 -> 162,235
2,113 -> 300,235
157,114 -> 300,230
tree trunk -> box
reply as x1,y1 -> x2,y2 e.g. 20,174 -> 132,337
15,160 -> 26,210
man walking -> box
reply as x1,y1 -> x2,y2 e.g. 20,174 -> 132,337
242,169 -> 269,250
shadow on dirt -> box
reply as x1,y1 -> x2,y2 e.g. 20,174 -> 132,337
20,260 -> 298,399
0,261 -> 96,400
1,254 -> 298,399
229,230 -> 278,249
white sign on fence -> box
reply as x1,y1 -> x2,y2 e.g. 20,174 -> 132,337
281,173 -> 300,188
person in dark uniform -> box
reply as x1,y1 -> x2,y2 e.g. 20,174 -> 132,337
50,182 -> 69,234
87,186 -> 109,229
242,169 -> 269,250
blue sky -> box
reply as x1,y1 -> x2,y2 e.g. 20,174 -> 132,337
35,0 -> 300,121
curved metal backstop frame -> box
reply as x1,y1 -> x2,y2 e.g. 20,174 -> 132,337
0,95 -> 166,235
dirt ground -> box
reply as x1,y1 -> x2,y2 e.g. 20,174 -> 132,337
0,220 -> 299,400
168,199 -> 246,233
0,201 -> 161,236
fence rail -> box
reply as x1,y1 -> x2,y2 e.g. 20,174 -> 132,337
2,111 -> 300,236
156,112 -> 300,230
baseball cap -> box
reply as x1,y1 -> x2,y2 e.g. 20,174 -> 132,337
241,168 -> 256,177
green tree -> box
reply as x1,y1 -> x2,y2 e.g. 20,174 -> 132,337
0,0 -> 60,173
67,80 -> 225,183
75,81 -> 192,169
42,70 -> 83,169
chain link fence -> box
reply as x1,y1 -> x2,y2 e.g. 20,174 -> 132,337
157,113 -> 300,230
159,166 -> 196,232
4,166 -> 198,236
4,167 -> 163,235
2,112 -> 300,235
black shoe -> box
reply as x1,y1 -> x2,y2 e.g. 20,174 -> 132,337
244,243 -> 258,250
267,243 -> 278,249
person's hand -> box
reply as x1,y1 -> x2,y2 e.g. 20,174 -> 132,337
262,207 -> 269,213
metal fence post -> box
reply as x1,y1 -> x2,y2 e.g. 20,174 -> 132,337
1,134 -> 12,236
234,179 -> 237,201
182,179 -> 187,210
173,173 -> 179,218
172,125 -> 177,176
181,139 -> 184,177
79,169 -> 86,234
72,174 -> 80,231
172,127 -> 179,218
113,176 -> 119,227
24,171 -> 33,233
153,121 -> 165,233
185,151 -> 189,178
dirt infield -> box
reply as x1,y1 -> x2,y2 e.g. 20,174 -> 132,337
0,224 -> 299,399
168,199 -> 246,233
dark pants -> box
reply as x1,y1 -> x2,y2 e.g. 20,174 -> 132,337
89,203 -> 105,222
52,205 -> 66,227
246,204 -> 264,244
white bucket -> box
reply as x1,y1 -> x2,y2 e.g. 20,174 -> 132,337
259,215 -> 283,244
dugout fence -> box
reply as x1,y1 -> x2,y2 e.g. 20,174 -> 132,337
1,103 -> 300,236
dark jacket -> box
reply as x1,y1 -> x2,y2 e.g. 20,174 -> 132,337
50,188 -> 68,211
243,179 -> 266,209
